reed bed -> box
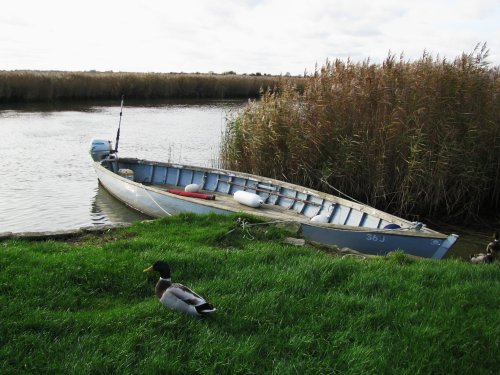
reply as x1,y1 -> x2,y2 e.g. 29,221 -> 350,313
221,46 -> 500,222
0,71 -> 303,102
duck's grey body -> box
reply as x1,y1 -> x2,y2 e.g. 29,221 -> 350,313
470,253 -> 495,263
156,278 -> 214,316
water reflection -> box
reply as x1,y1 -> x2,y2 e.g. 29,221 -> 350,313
0,98 -> 244,113
91,184 -> 150,225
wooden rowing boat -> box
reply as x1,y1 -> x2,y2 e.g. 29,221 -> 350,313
90,141 -> 458,259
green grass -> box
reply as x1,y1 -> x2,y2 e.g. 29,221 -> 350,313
1,213 -> 499,374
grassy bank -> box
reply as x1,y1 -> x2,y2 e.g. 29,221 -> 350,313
221,46 -> 500,223
0,71 -> 304,102
1,213 -> 498,374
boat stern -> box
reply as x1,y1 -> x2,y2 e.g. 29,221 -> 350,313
431,233 -> 460,260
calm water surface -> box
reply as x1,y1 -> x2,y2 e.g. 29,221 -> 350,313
0,100 -> 244,234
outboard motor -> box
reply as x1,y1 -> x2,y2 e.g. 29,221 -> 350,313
89,138 -> 114,161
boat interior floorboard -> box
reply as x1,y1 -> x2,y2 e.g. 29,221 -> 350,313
151,184 -> 307,222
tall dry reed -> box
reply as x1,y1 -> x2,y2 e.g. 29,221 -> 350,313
0,71 -> 304,102
221,45 -> 500,222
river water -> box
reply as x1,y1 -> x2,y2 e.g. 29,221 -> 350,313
0,100 -> 244,234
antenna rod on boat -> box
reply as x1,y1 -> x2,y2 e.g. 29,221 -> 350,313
114,94 -> 124,153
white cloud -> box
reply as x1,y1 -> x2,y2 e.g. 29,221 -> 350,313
1,0 -> 498,74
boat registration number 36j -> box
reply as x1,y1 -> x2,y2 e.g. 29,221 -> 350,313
366,234 -> 386,243
366,234 -> 443,247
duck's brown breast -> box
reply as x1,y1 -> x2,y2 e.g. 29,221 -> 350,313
155,279 -> 171,298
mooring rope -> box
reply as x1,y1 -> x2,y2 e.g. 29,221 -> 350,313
341,253 -> 367,260
143,188 -> 172,216
320,178 -> 366,206
223,217 -> 296,238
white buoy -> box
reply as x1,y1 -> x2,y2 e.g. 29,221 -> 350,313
311,214 -> 329,223
234,191 -> 263,208
185,184 -> 201,193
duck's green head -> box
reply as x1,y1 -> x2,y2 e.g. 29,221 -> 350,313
143,261 -> 171,279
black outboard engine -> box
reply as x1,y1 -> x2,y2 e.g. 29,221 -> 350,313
89,138 -> 114,161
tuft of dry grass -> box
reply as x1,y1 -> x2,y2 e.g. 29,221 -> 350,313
221,45 -> 500,223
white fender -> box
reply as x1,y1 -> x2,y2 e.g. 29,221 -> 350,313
234,191 -> 263,208
185,183 -> 201,193
311,214 -> 329,223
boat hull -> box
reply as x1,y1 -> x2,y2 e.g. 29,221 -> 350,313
300,223 -> 458,259
93,158 -> 458,259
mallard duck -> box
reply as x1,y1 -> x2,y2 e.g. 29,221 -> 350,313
143,261 -> 216,316
470,231 -> 499,264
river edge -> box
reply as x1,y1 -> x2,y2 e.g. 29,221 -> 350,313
1,216 -> 489,261
0,223 -> 134,241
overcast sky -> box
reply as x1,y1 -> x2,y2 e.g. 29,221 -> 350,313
1,0 -> 499,75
